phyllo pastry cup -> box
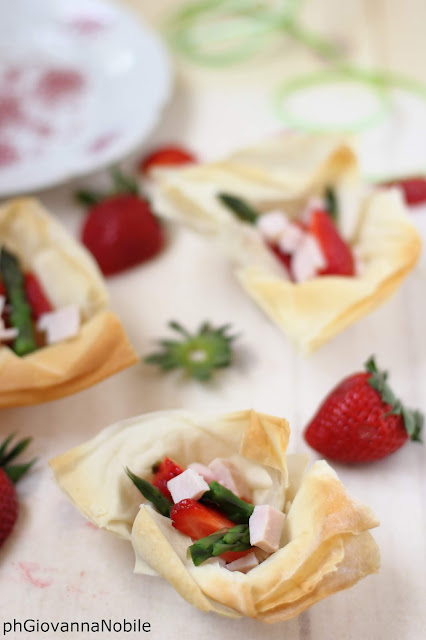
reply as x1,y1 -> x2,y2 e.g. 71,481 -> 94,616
50,409 -> 380,622
150,133 -> 421,353
0,198 -> 138,407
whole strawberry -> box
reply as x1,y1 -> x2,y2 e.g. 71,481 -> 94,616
304,357 -> 423,463
0,435 -> 35,547
78,168 -> 164,276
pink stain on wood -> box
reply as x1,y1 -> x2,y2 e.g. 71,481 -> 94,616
17,562 -> 54,589
66,584 -> 83,594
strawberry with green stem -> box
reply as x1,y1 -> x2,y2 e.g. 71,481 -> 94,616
78,167 -> 164,276
0,434 -> 36,547
144,321 -> 237,381
304,357 -> 423,463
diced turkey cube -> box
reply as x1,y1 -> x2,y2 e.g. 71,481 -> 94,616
253,547 -> 271,563
291,234 -> 326,283
208,458 -> 251,499
277,222 -> 304,253
249,505 -> 286,553
188,462 -> 215,485
37,305 -> 80,345
0,326 -> 18,342
301,197 -> 326,223
256,210 -> 289,242
225,552 -> 259,574
167,468 -> 209,503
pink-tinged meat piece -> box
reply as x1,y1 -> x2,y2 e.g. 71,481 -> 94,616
37,305 -> 80,345
253,547 -> 271,563
167,468 -> 209,504
256,210 -> 289,242
277,221 -> 304,253
208,458 -> 251,499
249,505 -> 286,553
291,233 -> 325,283
225,551 -> 259,574
187,462 -> 215,485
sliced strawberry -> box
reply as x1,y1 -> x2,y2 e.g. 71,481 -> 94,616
0,280 -> 5,296
310,210 -> 355,276
384,177 -> 426,205
269,243 -> 293,279
24,273 -> 52,319
171,499 -> 251,563
140,146 -> 196,174
152,457 -> 185,500
220,549 -> 252,563
171,499 -> 235,539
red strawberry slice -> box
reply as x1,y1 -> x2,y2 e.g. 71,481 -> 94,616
384,177 -> 426,205
220,549 -> 252,563
304,357 -> 423,463
140,146 -> 196,174
81,195 -> 164,276
24,273 -> 52,319
269,243 -> 293,278
310,209 -> 355,276
152,457 -> 185,500
0,280 -> 5,296
170,499 -> 250,563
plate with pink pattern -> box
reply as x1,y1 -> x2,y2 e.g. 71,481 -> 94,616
0,0 -> 172,196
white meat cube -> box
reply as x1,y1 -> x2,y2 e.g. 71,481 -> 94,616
249,505 -> 286,553
37,305 -> 80,345
291,234 -> 326,283
225,552 -> 259,574
167,468 -> 209,503
300,197 -> 326,223
0,326 -> 18,342
256,210 -> 289,242
188,463 -> 215,485
277,222 -> 304,253
208,458 -> 251,499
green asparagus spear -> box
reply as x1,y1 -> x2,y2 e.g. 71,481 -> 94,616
0,247 -> 37,356
201,481 -> 254,523
189,524 -> 251,566
325,185 -> 338,222
217,193 -> 259,224
125,467 -> 172,517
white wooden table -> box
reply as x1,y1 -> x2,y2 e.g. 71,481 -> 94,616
1,1 -> 425,639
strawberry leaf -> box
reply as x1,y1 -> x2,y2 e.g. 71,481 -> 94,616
325,186 -> 338,222
75,189 -> 104,207
145,320 -> 237,381
0,434 -> 36,484
5,459 -> 36,483
76,167 -> 140,208
217,193 -> 259,224
365,356 -> 424,442
111,166 -> 139,196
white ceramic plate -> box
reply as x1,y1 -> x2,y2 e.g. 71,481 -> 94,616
0,0 -> 172,196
